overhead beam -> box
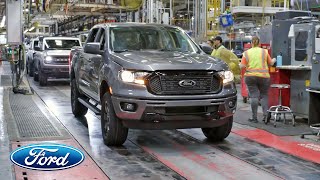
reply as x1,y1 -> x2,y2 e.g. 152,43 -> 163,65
51,3 -> 128,10
52,11 -> 108,16
91,7 -> 104,12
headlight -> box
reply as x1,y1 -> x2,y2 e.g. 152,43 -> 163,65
120,70 -> 149,85
219,71 -> 234,84
45,56 -> 53,63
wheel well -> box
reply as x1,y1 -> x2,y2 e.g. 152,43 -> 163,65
100,80 -> 109,101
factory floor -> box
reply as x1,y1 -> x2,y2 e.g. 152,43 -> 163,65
1,62 -> 320,180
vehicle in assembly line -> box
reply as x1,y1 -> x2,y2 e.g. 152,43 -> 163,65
33,36 -> 81,86
70,23 -> 237,146
26,38 -> 39,77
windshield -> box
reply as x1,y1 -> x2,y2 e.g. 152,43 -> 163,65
44,39 -> 80,50
109,26 -> 199,53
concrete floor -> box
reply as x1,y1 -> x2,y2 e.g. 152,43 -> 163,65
1,62 -> 320,180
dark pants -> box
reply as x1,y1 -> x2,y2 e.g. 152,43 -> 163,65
245,76 -> 270,119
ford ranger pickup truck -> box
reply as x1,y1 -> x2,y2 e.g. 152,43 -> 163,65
33,36 -> 81,86
70,23 -> 237,146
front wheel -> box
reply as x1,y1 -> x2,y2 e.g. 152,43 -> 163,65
101,92 -> 128,146
202,116 -> 233,142
33,64 -> 39,82
39,69 -> 48,86
28,60 -> 34,77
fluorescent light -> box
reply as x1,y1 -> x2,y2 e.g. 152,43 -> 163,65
0,16 -> 5,28
24,29 -> 28,33
29,26 -> 35,31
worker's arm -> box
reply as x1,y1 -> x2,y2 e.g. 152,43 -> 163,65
239,55 -> 247,69
266,50 -> 276,66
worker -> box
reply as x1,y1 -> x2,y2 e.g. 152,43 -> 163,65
240,36 -> 276,123
206,39 -> 214,48
210,36 -> 241,83
211,36 -> 225,57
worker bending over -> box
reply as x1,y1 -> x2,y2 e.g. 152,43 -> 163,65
240,36 -> 276,123
211,36 -> 241,83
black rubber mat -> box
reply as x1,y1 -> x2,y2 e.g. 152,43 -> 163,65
234,109 -> 313,136
9,92 -> 61,138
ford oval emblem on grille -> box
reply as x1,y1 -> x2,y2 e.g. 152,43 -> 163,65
178,80 -> 196,87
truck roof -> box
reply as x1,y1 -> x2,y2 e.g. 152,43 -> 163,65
43,36 -> 80,40
92,22 -> 180,29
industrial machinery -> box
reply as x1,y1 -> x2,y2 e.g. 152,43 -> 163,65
271,10 -> 310,65
4,0 -> 32,94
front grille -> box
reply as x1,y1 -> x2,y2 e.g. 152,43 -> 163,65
50,56 -> 69,65
147,71 -> 222,95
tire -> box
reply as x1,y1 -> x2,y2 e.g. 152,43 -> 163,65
39,69 -> 48,86
71,78 -> 88,117
34,65 -> 39,82
28,61 -> 34,77
202,116 -> 233,142
101,92 -> 128,146
26,61 -> 29,75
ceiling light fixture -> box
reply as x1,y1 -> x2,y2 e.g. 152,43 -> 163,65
0,16 -> 6,28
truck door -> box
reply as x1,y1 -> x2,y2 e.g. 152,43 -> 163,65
88,28 -> 106,100
79,28 -> 99,98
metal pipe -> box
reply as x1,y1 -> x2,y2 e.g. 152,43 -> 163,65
284,0 -> 287,10
187,0 -> 190,31
150,0 -> 153,23
170,0 -> 172,24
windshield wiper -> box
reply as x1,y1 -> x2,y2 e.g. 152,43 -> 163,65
159,48 -> 178,52
113,49 -> 130,53
159,48 -> 192,53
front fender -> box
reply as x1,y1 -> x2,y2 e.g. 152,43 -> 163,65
99,61 -> 122,96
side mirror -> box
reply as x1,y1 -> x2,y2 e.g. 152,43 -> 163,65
199,45 -> 213,55
34,46 -> 41,51
84,43 -> 102,54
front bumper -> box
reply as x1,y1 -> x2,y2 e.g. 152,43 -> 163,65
41,64 -> 69,78
112,95 -> 237,129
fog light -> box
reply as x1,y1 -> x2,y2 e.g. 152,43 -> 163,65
121,102 -> 136,112
228,100 -> 236,108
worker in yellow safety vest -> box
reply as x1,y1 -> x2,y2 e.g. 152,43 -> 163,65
211,36 -> 226,57
211,36 -> 241,82
240,36 -> 276,123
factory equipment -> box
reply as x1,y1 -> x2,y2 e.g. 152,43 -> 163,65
271,11 -> 311,66
310,25 -> 320,90
289,22 -> 317,66
272,19 -> 299,65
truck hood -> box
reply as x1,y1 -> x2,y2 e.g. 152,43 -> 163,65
110,51 -> 228,71
45,50 -> 71,56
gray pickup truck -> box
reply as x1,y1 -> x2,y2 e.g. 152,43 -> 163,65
70,23 -> 237,146
33,36 -> 81,86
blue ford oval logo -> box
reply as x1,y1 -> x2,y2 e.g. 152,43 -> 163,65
10,143 -> 85,171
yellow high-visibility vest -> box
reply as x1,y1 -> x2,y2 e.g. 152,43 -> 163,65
211,45 -> 225,57
243,47 -> 269,78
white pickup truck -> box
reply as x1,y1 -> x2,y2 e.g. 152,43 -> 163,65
33,36 -> 81,86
